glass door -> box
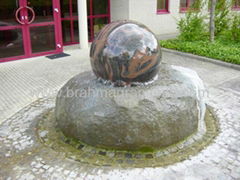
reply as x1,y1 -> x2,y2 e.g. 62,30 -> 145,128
61,0 -> 79,45
25,0 -> 63,55
0,0 -> 26,61
88,0 -> 110,41
60,0 -> 110,45
0,0 -> 62,63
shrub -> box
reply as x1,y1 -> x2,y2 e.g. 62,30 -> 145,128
160,39 -> 240,65
214,0 -> 230,36
229,14 -> 240,42
177,0 -> 207,41
220,13 -> 240,43
177,12 -> 206,41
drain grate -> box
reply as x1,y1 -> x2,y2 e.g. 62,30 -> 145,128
46,53 -> 70,60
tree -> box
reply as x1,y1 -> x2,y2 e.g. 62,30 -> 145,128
209,0 -> 217,42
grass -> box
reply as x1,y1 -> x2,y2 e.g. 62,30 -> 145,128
160,39 -> 240,65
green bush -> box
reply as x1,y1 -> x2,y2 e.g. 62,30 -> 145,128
177,12 -> 206,41
166,0 -> 239,65
219,13 -> 240,43
214,0 -> 230,36
160,39 -> 240,65
229,14 -> 240,42
177,0 -> 206,41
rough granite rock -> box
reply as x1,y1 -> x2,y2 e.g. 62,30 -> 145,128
55,64 -> 206,151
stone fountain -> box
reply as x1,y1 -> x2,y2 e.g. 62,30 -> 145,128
0,21 -> 221,179
55,20 -> 206,152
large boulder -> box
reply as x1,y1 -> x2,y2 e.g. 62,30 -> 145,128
55,64 -> 206,151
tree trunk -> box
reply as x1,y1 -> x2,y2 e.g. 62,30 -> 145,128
209,0 -> 217,42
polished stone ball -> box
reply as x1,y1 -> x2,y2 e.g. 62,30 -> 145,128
90,20 -> 162,86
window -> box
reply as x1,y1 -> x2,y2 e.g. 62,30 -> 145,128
180,0 -> 198,12
88,0 -> 111,41
60,0 -> 110,45
157,0 -> 169,14
233,0 -> 240,9
60,0 -> 79,45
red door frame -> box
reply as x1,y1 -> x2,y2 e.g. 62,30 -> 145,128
88,0 -> 111,42
61,0 -> 79,45
0,0 -> 63,63
61,0 -> 111,45
0,0 -> 26,63
1,0 -> 111,63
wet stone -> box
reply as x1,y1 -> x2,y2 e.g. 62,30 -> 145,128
64,139 -> 70,144
69,172 -> 77,178
90,149 -> 97,154
77,144 -> 84,150
126,160 -> 135,164
146,154 -> 154,159
99,151 -> 106,156
134,154 -> 144,159
103,164 -> 111,167
106,152 -> 115,158
116,159 -> 124,164
35,98 -> 219,168
125,153 -> 133,159
39,131 -> 48,138
75,159 -> 81,163
114,152 -> 124,158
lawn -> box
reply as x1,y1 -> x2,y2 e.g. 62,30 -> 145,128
160,39 -> 240,65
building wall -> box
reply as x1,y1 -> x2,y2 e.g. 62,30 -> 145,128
110,0 -> 186,36
129,0 -> 182,35
110,0 -> 130,21
110,0 -> 239,37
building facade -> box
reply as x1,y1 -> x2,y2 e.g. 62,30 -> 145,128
0,0 -> 239,62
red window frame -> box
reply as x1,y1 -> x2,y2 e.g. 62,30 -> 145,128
61,0 -> 79,46
232,0 -> 240,10
0,0 -> 63,63
88,0 -> 111,42
180,0 -> 196,12
61,0 -> 111,46
157,0 -> 169,14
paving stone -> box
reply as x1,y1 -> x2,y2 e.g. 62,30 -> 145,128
69,172 -> 77,178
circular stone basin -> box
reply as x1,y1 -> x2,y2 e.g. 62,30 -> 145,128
38,105 -> 217,168
55,64 -> 206,151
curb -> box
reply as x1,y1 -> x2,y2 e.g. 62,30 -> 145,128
162,48 -> 240,71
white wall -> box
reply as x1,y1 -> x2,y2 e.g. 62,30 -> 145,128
110,0 -> 239,36
128,0 -> 182,35
110,0 -> 130,21
110,0 -> 184,36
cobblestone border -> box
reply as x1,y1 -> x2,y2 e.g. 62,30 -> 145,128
1,87 -> 240,179
36,99 -> 219,168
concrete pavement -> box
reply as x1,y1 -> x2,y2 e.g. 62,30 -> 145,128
0,48 -> 91,124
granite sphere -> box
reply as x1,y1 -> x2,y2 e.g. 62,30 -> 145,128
90,20 -> 162,86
